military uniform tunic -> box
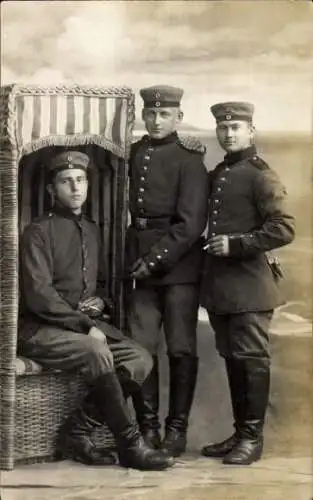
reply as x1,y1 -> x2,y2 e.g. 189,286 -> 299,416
201,145 -> 295,359
18,205 -> 151,383
126,132 -> 209,355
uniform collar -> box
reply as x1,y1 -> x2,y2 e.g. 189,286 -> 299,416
52,204 -> 84,221
148,131 -> 178,146
224,145 -> 257,166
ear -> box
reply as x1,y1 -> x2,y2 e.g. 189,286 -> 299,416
47,183 -> 55,205
177,109 -> 184,122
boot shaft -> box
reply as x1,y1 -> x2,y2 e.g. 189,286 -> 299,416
166,355 -> 199,431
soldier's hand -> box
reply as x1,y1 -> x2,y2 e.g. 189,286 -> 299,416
203,235 -> 230,256
130,258 -> 151,280
88,326 -> 108,343
79,296 -> 104,317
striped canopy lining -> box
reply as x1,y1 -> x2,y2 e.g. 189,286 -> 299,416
15,94 -> 129,157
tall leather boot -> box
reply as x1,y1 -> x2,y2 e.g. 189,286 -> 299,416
92,371 -> 174,470
223,358 -> 270,465
56,394 -> 117,466
162,356 -> 198,457
131,356 -> 162,449
201,358 -> 245,458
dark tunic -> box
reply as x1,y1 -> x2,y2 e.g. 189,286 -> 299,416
201,145 -> 295,314
19,205 -> 115,341
126,132 -> 209,285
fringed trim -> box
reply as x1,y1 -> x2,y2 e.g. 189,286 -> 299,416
2,83 -> 135,99
18,134 -> 129,162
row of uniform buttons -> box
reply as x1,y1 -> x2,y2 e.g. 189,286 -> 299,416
137,146 -> 154,214
210,166 -> 230,236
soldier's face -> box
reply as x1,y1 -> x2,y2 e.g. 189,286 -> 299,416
142,107 -> 183,139
216,120 -> 254,153
49,168 -> 88,213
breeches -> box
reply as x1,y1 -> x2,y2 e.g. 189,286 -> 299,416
209,311 -> 274,362
19,320 -> 152,385
127,283 -> 199,356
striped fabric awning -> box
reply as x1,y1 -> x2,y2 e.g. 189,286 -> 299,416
1,86 -> 134,158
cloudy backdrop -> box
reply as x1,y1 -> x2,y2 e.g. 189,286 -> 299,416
1,0 -> 312,132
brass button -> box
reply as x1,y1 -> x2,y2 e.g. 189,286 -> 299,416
139,188 -> 145,192
138,198 -> 143,203
140,176 -> 145,181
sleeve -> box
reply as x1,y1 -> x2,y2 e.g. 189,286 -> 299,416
228,168 -> 296,257
21,223 -> 96,333
143,156 -> 209,273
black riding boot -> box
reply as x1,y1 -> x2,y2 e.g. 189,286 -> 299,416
56,393 -> 117,466
201,358 -> 245,458
162,356 -> 198,457
92,371 -> 174,470
131,356 -> 162,449
223,358 -> 270,465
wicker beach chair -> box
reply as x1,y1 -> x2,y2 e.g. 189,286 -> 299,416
0,84 -> 135,469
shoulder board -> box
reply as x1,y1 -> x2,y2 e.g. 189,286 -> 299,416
248,155 -> 269,170
177,135 -> 206,155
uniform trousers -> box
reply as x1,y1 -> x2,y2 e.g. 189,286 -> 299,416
18,319 -> 152,386
127,283 -> 199,356
209,311 -> 273,363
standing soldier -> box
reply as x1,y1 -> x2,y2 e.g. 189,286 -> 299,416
201,102 -> 295,465
126,85 -> 209,457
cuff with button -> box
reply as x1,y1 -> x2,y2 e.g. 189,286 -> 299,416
143,247 -> 170,273
228,233 -> 258,257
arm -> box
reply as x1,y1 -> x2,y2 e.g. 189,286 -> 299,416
21,224 -> 95,333
228,168 -> 295,257
143,157 -> 209,274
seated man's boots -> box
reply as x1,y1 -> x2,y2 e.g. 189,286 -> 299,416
202,358 -> 244,458
223,358 -> 270,465
131,356 -> 162,450
162,356 -> 198,457
93,371 -> 174,470
56,400 -> 116,466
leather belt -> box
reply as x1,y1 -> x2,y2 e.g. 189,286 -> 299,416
132,217 -> 172,230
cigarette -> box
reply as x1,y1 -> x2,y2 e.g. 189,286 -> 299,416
203,243 -> 210,250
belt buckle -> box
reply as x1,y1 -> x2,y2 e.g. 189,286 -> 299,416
135,217 -> 148,229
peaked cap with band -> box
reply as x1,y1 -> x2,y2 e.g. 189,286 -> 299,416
47,151 -> 90,176
140,85 -> 184,108
211,102 -> 254,123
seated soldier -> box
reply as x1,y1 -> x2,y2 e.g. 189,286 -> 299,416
18,150 -> 173,471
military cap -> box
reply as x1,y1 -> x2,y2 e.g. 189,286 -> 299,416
211,102 -> 254,122
140,85 -> 184,108
47,151 -> 89,175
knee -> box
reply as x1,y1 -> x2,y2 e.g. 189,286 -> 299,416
80,337 -> 114,379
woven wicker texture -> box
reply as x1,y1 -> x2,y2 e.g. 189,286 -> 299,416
0,84 -> 135,470
14,372 -> 115,464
